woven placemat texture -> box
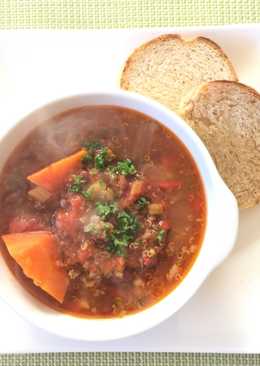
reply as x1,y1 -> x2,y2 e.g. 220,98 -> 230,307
0,353 -> 260,366
0,0 -> 259,29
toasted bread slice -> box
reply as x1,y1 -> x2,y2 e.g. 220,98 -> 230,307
180,80 -> 260,208
120,35 -> 237,114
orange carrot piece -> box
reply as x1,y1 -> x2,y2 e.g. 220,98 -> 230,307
27,150 -> 85,192
2,231 -> 69,303
121,180 -> 144,208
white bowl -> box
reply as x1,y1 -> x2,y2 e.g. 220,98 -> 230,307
0,90 -> 238,341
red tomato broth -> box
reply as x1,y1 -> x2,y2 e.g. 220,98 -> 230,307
0,106 -> 206,318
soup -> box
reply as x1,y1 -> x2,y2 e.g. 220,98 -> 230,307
0,106 -> 206,317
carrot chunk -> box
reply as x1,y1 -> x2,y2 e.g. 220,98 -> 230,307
121,180 -> 144,208
27,150 -> 85,192
2,231 -> 69,303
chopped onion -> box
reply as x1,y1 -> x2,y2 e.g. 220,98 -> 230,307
148,203 -> 164,215
28,186 -> 51,202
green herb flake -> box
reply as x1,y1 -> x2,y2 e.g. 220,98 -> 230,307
117,210 -> 139,235
96,202 -> 118,220
109,159 -> 137,176
82,190 -> 92,200
136,196 -> 150,209
83,141 -> 103,151
82,141 -> 103,167
81,153 -> 93,166
157,229 -> 166,242
106,210 -> 139,256
107,233 -> 129,256
82,141 -> 115,171
104,222 -> 113,232
95,147 -> 108,170
68,175 -> 86,193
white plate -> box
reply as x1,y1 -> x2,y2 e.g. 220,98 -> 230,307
0,24 -> 260,353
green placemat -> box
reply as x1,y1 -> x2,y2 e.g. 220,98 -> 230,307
0,0 -> 260,365
0,352 -> 260,365
0,0 -> 259,29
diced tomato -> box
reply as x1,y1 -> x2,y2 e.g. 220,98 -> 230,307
102,259 -> 116,275
69,195 -> 86,214
159,220 -> 171,230
9,215 -> 46,233
143,254 -> 157,267
77,242 -> 94,264
155,180 -> 182,190
142,249 -> 157,267
118,175 -> 128,192
78,249 -> 91,264
55,213 -> 79,238
101,256 -> 125,277
55,194 -> 86,238
143,255 -> 150,266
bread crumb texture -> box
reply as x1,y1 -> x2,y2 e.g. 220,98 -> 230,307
121,35 -> 237,114
181,81 -> 260,209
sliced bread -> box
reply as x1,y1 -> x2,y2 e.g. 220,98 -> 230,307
120,35 -> 237,114
180,80 -> 260,208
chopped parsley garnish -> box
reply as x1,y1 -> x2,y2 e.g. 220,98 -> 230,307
82,141 -> 114,171
96,202 -> 118,220
82,141 -> 104,167
83,141 -> 103,151
79,141 -> 142,256
107,234 -> 129,256
81,153 -> 93,165
68,175 -> 86,193
109,159 -> 136,176
116,211 -> 139,235
157,229 -> 166,242
93,202 -> 139,255
136,196 -> 150,209
68,175 -> 92,200
82,190 -> 92,200
106,210 -> 139,256
94,147 -> 108,170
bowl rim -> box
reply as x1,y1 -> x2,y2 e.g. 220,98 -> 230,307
0,89 -> 239,341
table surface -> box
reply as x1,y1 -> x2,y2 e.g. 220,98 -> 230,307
0,0 -> 260,365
